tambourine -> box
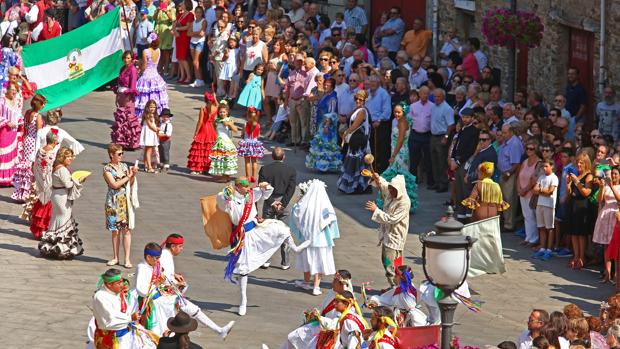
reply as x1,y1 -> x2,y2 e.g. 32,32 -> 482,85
361,169 -> 372,177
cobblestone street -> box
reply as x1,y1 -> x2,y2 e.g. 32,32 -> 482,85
0,86 -> 613,348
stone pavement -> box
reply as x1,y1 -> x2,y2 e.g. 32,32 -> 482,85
0,85 -> 614,348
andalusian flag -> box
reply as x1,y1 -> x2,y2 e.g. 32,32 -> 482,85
22,7 -> 123,111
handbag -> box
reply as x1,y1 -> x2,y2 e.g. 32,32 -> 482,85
528,194 -> 539,210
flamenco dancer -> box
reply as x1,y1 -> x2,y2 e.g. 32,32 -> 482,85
215,178 -> 311,316
11,94 -> 46,201
187,91 -> 217,175
111,50 -> 142,149
135,33 -> 169,117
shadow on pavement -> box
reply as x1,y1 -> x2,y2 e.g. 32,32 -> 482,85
0,227 -> 33,239
0,242 -> 40,256
0,213 -> 29,226
194,251 -> 228,262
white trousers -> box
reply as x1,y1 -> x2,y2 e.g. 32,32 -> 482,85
520,196 -> 539,243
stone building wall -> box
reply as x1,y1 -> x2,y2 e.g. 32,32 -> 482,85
436,0 -> 620,108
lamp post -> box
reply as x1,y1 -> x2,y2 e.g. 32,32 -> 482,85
420,206 -> 476,349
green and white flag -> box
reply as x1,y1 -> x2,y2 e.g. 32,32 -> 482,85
22,7 -> 123,111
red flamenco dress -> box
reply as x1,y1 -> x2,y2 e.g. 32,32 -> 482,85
30,146 -> 56,239
187,106 -> 217,173
606,221 -> 620,264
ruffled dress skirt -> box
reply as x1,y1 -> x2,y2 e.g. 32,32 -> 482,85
237,139 -> 266,158
0,125 -> 19,186
305,137 -> 342,173
111,93 -> 142,149
187,123 -> 216,172
10,160 -> 33,201
209,134 -> 238,175
337,130 -> 369,194
377,166 -> 419,213
20,182 -> 38,221
135,69 -> 169,117
38,217 -> 83,259
30,199 -> 52,239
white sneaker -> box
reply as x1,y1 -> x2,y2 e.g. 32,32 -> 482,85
312,287 -> 322,296
189,80 -> 198,87
219,320 -> 235,339
192,79 -> 205,87
238,303 -> 246,316
281,265 -> 290,270
261,262 -> 271,268
295,280 -> 312,290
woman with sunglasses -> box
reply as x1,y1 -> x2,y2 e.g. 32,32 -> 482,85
104,143 -> 139,268
565,153 -> 594,269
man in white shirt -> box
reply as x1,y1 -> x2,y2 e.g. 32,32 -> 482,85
338,73 -> 359,124
287,0 -> 305,24
517,309 -> 549,349
408,55 -> 427,89
502,103 -> 519,125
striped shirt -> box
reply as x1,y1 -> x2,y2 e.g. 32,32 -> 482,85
344,6 -> 367,34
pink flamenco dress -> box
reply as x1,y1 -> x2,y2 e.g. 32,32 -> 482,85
11,111 -> 41,201
135,48 -> 169,117
111,64 -> 142,149
0,96 -> 23,187
187,106 -> 217,173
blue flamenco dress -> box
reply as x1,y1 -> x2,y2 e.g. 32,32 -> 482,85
237,74 -> 263,110
305,91 -> 342,172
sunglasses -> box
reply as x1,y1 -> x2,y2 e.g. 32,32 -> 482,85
320,57 -> 329,61
479,138 -> 490,142
330,60 -> 338,64
349,79 -> 358,82
542,149 -> 552,152
526,147 -> 536,151
116,152 -> 124,156
354,97 -> 364,101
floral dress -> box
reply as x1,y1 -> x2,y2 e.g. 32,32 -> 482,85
209,117 -> 238,176
305,112 -> 342,172
104,162 -> 129,232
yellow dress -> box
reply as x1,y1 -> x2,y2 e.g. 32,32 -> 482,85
154,4 -> 176,50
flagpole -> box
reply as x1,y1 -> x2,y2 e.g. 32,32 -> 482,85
121,4 -> 134,52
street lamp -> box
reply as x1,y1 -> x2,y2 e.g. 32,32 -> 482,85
420,206 -> 476,349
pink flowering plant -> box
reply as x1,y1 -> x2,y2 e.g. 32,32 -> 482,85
481,8 -> 544,48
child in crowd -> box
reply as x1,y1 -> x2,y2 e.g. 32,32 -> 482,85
158,108 -> 173,172
237,63 -> 265,110
237,107 -> 265,182
209,102 -> 238,182
219,37 -> 239,102
139,99 -> 160,173
265,95 -> 287,140
533,159 -> 559,261
330,12 -> 346,31
134,7 -> 153,59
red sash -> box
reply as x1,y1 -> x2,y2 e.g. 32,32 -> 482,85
339,313 -> 366,333
321,299 -> 336,316
230,190 -> 254,247
369,335 -> 398,349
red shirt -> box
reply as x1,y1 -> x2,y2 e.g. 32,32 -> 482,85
462,53 -> 480,81
39,21 -> 61,41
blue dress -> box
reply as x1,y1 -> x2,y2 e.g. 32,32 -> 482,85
305,111 -> 342,172
237,74 -> 263,110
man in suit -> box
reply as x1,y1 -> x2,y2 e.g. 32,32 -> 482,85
258,147 -> 297,269
449,108 -> 479,219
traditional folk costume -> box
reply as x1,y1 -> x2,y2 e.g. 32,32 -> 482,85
209,116 -> 238,176
318,294 -> 368,349
461,162 -> 509,222
215,181 -> 310,315
91,273 -> 159,349
22,126 -> 84,222
0,95 -> 23,186
367,314 -> 399,349
290,179 -> 339,277
419,280 -> 476,325
187,103 -> 217,173
368,268 -> 427,327
134,245 -> 233,337
281,274 -> 354,349
11,111 -> 42,202
38,164 -> 84,259
30,145 -> 57,239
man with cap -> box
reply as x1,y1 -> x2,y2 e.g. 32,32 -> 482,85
135,7 -> 154,59
285,53 -> 309,147
158,108 -> 173,172
134,242 -> 235,338
216,178 -> 311,316
450,107 -> 479,219
91,268 -> 159,349
366,172 -> 410,290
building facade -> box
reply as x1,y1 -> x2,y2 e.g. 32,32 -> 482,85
436,0 -> 619,117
